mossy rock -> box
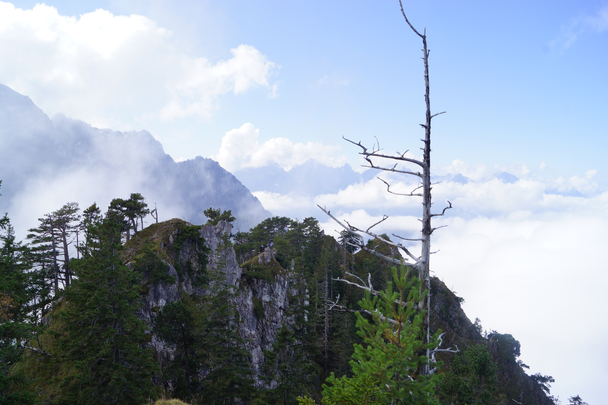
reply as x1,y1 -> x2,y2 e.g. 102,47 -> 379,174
122,218 -> 194,267
240,253 -> 285,283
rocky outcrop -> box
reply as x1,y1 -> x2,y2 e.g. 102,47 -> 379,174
126,218 -> 295,383
237,247 -> 296,379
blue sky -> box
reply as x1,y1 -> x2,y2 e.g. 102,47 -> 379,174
2,1 -> 608,403
4,0 -> 608,184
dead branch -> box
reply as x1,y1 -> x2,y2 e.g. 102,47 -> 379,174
430,200 -> 452,218
344,136 -> 427,171
345,220 -> 419,264
392,234 -> 423,243
327,299 -> 400,326
318,204 -> 418,265
364,215 -> 390,233
430,225 -> 448,234
399,0 -> 424,38
429,332 -> 459,373
378,177 -> 423,197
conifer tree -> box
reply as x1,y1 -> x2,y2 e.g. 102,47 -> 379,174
26,202 -> 80,294
320,266 -> 441,405
0,213 -> 36,405
203,207 -> 236,226
49,210 -> 157,405
153,298 -> 205,401
260,323 -> 317,404
109,193 -> 150,240
438,344 -> 499,404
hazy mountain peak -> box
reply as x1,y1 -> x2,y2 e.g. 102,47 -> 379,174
0,83 -> 54,136
494,172 -> 519,184
0,85 -> 270,233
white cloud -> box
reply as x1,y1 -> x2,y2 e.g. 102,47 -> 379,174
309,170 -> 608,401
252,191 -> 314,213
159,45 -> 276,121
213,123 -> 346,172
442,159 -> 488,181
0,2 -> 276,128
585,169 -> 597,179
432,213 -> 608,400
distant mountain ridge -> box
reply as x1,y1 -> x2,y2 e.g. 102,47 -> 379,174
0,84 -> 270,232
234,159 -> 368,196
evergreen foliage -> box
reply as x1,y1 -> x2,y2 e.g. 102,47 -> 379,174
203,207 -> 236,226
438,344 -> 499,404
34,211 -> 158,405
153,298 -> 206,401
568,395 -> 589,405
321,266 -> 441,405
0,188 -> 562,405
259,323 -> 317,404
173,224 -> 209,285
154,232 -> 255,404
0,213 -> 36,405
26,202 -> 81,295
133,239 -> 175,286
109,192 -> 150,238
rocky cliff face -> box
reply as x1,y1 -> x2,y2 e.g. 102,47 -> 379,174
125,218 -> 294,382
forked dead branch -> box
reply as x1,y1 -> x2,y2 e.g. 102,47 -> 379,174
318,0 -> 455,376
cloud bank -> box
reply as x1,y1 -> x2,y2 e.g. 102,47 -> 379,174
213,123 -> 346,172
0,2 -> 276,128
242,157 -> 608,401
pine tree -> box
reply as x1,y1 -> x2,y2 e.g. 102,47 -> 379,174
26,202 -> 80,295
320,266 -> 441,405
438,344 -> 499,404
49,211 -> 157,405
260,323 -> 317,404
0,213 -> 36,405
109,193 -> 150,240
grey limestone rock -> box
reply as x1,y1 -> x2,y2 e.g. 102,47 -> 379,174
133,218 -> 295,383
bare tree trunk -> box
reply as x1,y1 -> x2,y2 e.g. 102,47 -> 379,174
49,218 -> 59,295
323,262 -> 330,375
61,230 -> 71,286
318,1 -> 453,377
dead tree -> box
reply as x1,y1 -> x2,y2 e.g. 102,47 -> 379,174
318,0 -> 452,376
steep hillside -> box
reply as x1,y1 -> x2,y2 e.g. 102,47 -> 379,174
14,216 -> 555,404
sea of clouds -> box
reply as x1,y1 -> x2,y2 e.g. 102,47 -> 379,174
216,123 -> 608,403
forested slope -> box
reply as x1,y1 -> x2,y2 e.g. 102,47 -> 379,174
2,201 -> 556,404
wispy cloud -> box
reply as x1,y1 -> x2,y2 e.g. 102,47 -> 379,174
550,5 -> 608,51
